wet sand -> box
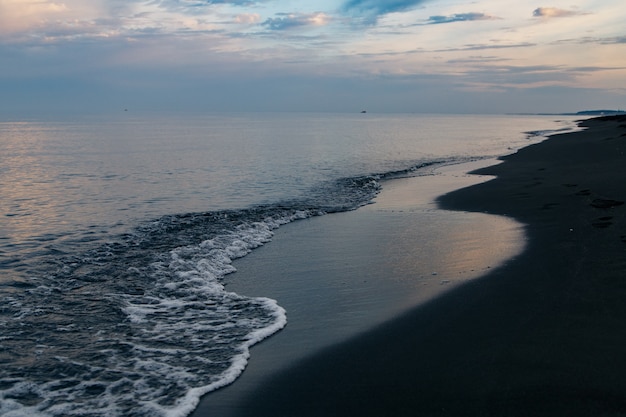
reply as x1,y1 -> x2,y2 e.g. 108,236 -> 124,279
192,115 -> 626,416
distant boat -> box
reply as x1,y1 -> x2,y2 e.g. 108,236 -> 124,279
360,110 -> 367,113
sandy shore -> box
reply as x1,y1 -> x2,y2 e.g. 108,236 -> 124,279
192,115 -> 626,416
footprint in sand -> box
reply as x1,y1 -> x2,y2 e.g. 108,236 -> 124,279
590,198 -> 625,209
592,216 -> 613,228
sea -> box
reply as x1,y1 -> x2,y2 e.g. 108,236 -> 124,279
0,112 -> 579,417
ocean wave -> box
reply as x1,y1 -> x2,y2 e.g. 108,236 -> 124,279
0,159 -> 467,417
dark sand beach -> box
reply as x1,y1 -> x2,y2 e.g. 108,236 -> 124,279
192,115 -> 626,417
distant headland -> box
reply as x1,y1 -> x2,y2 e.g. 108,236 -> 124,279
511,109 -> 626,116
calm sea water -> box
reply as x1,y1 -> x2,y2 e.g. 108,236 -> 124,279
0,113 -> 577,416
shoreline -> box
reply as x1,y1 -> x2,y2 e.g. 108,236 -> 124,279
190,159 -> 527,417
192,115 -> 626,416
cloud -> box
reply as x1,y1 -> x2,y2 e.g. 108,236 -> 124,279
458,63 -> 625,90
446,55 -> 509,64
149,0 -> 260,15
234,13 -> 261,24
532,7 -> 582,18
262,12 -> 331,31
0,0 -> 150,41
568,65 -> 626,73
598,36 -> 626,44
0,0 -> 68,34
155,0 -> 258,6
341,0 -> 429,24
205,0 -> 255,3
435,42 -> 536,53
426,13 -> 499,25
555,35 -> 626,46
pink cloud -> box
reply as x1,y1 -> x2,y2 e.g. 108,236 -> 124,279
532,7 -> 582,18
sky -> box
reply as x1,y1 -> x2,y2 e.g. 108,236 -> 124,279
1,0 -> 625,115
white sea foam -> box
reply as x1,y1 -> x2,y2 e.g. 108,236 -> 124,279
0,211 -> 301,417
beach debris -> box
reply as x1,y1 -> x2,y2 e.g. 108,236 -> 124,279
590,198 -> 625,209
